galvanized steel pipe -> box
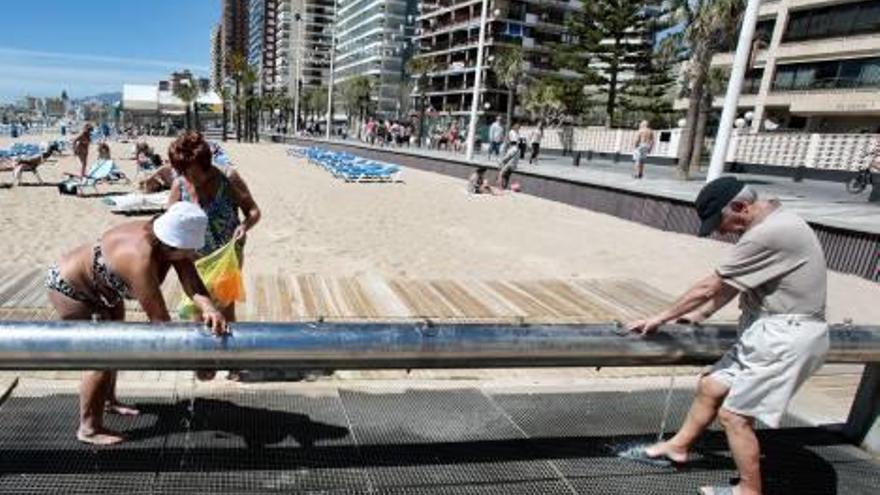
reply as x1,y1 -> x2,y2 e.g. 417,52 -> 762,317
0,320 -> 877,370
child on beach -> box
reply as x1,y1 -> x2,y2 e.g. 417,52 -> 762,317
468,167 -> 494,194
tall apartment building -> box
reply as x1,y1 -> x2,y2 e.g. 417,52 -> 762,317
701,0 -> 880,132
333,0 -> 420,118
220,0 -> 250,84
249,0 -> 281,94
413,0 -> 584,121
275,0 -> 336,96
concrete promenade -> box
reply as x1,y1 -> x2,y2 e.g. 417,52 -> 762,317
284,135 -> 880,236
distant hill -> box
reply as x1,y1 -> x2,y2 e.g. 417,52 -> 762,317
72,92 -> 122,105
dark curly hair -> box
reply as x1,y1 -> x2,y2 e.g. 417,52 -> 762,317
168,131 -> 212,174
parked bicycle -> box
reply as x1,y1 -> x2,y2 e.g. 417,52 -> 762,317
846,147 -> 879,194
847,166 -> 874,194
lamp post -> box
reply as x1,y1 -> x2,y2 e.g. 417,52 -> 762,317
465,0 -> 490,161
325,0 -> 337,140
292,12 -> 302,135
706,0 -> 761,182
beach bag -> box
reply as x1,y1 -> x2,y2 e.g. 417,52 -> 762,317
178,241 -> 245,318
57,180 -> 79,195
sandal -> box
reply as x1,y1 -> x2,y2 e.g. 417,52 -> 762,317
618,445 -> 680,467
698,486 -> 736,495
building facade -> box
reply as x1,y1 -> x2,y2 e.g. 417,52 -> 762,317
702,0 -> 880,132
220,0 -> 250,84
249,0 -> 281,94
412,0 -> 584,122
333,0 -> 420,118
276,0 -> 336,95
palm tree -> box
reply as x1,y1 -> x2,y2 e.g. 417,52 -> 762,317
341,76 -> 374,131
405,57 -> 436,146
494,46 -> 526,135
218,86 -> 232,141
689,67 -> 729,173
239,65 -> 258,142
173,79 -> 200,131
674,0 -> 745,178
229,53 -> 247,142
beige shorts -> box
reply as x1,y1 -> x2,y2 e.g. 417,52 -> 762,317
707,315 -> 829,428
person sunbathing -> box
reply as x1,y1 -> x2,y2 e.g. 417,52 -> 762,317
46,202 -> 227,445
139,164 -> 175,193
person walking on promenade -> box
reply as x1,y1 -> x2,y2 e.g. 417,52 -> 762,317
73,123 -> 93,178
627,177 -> 830,495
47,202 -> 228,446
488,116 -> 504,158
507,123 -> 521,157
167,131 -> 261,380
632,120 -> 654,179
528,122 -> 544,165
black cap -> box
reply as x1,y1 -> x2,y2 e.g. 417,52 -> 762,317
695,176 -> 745,237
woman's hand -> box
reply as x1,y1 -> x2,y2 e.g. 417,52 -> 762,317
232,224 -> 247,243
201,307 -> 228,336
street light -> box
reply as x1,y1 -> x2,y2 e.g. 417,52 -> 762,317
325,0 -> 337,140
465,0 -> 491,161
292,12 -> 302,135
706,0 -> 761,182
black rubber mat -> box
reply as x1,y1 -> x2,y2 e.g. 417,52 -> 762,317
0,387 -> 877,494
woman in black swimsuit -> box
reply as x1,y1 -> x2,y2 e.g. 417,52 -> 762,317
46,202 -> 227,446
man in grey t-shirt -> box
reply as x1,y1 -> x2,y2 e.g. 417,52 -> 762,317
627,176 -> 829,495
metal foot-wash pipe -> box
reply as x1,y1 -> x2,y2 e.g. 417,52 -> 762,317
0,320 -> 878,370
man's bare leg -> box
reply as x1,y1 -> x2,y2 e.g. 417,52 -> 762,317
713,409 -> 762,495
104,372 -> 140,416
78,370 -> 125,445
645,375 -> 729,462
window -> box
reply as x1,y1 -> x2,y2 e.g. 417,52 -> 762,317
772,57 -> 880,91
784,0 -> 880,42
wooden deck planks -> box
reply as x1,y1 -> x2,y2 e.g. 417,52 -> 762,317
0,266 -> 674,323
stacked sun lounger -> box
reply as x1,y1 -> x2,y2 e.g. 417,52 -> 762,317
292,146 -> 401,183
0,143 -> 42,159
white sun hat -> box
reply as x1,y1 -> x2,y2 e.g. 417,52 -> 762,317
153,202 -> 208,250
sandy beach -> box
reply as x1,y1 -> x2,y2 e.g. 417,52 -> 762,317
1,134 -> 878,323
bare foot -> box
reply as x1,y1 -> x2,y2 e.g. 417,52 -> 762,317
77,427 -> 125,446
105,401 -> 140,416
644,441 -> 689,463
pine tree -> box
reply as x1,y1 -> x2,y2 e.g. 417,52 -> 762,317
621,35 -> 681,128
556,0 -> 659,127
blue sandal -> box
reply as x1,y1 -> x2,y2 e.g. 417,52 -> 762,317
698,486 -> 735,495
618,445 -> 677,467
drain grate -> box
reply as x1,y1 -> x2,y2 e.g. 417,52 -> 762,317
0,387 -> 876,494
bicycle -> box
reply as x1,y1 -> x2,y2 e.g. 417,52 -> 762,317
846,147 -> 879,194
846,166 -> 874,194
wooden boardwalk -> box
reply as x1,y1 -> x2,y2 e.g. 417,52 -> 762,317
0,266 -> 673,323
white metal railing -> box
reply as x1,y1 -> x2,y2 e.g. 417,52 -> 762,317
730,132 -> 879,171
516,126 -> 878,171
518,126 -> 680,159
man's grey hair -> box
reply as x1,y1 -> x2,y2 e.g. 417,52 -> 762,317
723,185 -> 758,214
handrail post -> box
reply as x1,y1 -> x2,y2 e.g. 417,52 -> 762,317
845,364 -> 880,454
